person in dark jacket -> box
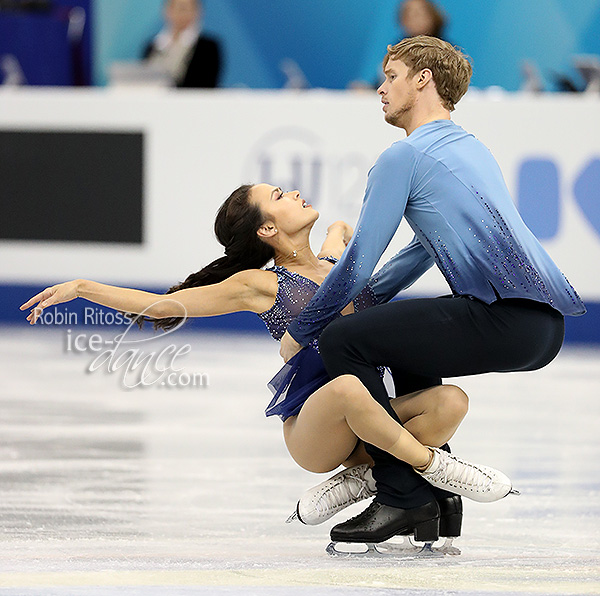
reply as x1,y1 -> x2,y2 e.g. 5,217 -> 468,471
143,0 -> 221,88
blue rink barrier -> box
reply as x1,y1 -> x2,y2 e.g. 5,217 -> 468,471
1,283 -> 597,344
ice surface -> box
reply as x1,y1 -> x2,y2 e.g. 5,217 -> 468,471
0,327 -> 598,595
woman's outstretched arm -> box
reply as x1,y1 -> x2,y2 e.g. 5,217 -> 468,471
20,270 -> 278,325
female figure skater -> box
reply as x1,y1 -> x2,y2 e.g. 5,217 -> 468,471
21,184 -> 514,541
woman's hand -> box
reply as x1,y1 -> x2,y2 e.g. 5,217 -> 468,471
20,280 -> 81,324
327,221 -> 354,246
280,330 -> 302,362
319,221 -> 355,260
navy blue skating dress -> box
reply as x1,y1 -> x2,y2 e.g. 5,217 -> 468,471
257,257 -> 379,421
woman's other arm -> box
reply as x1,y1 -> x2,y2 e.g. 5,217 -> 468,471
317,221 -> 353,260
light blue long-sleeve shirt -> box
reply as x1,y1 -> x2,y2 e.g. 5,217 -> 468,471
289,119 -> 585,347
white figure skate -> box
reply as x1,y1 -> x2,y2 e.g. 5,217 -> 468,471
416,447 -> 520,502
286,463 -> 376,525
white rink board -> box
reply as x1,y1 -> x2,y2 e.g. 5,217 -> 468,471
0,90 -> 598,301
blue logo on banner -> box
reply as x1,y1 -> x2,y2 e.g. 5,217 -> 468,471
243,127 -> 374,220
574,159 -> 600,236
244,127 -> 324,205
518,158 -> 600,239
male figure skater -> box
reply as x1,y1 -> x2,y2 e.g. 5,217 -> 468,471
280,36 -> 585,545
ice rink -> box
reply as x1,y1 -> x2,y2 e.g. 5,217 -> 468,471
1,326 -> 599,595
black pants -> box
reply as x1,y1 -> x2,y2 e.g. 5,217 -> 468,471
318,295 -> 565,508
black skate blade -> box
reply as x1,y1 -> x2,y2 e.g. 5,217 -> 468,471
326,536 -> 456,558
285,510 -> 298,523
509,487 -> 521,496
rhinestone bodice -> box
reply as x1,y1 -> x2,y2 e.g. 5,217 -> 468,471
258,261 -> 378,349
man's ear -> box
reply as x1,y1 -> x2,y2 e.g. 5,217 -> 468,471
257,221 -> 278,239
416,68 -> 433,89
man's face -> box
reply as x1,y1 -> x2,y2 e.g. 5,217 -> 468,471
166,0 -> 199,32
377,59 -> 418,129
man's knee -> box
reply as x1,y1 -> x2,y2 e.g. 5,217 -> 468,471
318,316 -> 354,357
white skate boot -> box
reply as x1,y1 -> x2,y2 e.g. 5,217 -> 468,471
416,447 -> 519,503
287,464 -> 376,525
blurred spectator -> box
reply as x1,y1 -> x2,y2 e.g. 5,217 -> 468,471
349,0 -> 449,90
399,0 -> 447,40
143,0 -> 221,88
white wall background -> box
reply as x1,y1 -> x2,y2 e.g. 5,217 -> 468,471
0,89 -> 598,302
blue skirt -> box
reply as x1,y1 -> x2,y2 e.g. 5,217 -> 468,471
265,347 -> 331,421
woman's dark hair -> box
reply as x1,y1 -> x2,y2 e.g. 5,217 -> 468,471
131,184 -> 275,331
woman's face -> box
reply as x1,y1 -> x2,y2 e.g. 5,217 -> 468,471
250,183 -> 318,237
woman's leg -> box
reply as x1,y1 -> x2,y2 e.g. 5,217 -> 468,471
287,377 -> 511,527
391,384 -> 469,448
341,440 -> 373,468
283,374 -> 432,474
340,384 -> 469,468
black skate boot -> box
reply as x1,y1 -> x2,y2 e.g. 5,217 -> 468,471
439,495 -> 462,537
326,500 -> 440,556
436,495 -> 462,555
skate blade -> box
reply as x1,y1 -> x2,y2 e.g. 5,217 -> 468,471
394,536 -> 460,556
431,537 -> 461,556
326,536 -> 460,558
285,510 -> 298,524
509,487 -> 521,496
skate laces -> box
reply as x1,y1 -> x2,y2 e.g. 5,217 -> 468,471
429,452 -> 493,492
315,469 -> 372,515
342,499 -> 380,524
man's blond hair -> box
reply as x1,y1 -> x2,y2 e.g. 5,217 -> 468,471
384,36 -> 472,111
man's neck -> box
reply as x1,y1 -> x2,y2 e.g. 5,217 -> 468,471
404,108 -> 451,136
